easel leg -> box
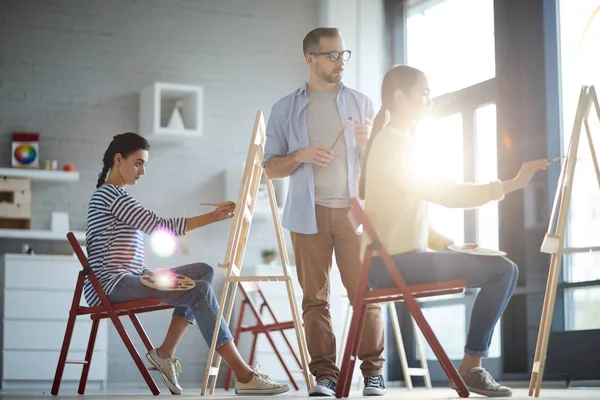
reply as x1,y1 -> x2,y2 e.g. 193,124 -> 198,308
202,279 -> 230,395
211,280 -> 240,394
388,302 -> 413,390
530,253 -> 563,397
412,316 -> 432,389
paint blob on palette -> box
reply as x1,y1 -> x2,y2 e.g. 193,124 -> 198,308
140,271 -> 196,291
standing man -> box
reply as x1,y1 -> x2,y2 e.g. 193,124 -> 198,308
262,27 -> 386,397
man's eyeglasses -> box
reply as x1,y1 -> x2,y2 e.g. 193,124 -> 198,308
310,50 -> 352,62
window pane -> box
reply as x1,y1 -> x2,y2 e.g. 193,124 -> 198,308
418,304 -> 466,360
488,319 -> 502,358
565,286 -> 600,330
413,114 -> 465,244
559,0 -> 600,286
565,253 -> 600,283
407,0 -> 495,97
475,103 -> 499,250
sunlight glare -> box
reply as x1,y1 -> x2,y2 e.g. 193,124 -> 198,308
151,229 -> 177,258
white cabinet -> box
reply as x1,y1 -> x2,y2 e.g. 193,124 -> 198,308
0,254 -> 108,389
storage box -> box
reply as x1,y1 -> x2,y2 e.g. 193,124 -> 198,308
0,178 -> 31,229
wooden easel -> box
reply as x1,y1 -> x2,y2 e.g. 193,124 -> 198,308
201,110 -> 313,395
529,85 -> 600,397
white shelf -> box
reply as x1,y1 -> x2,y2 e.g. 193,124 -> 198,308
0,229 -> 85,241
139,82 -> 204,140
0,168 -> 79,182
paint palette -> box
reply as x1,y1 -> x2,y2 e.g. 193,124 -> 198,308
447,243 -> 507,257
140,271 -> 196,291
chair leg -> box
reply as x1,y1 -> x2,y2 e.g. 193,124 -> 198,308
280,329 -> 302,369
52,273 -> 85,396
129,313 -> 154,352
278,330 -> 301,390
78,318 -> 100,394
249,332 -> 259,365
51,308 -> 78,395
336,304 -> 366,399
407,300 -> 469,398
343,304 -> 367,398
109,313 -> 160,395
262,329 -> 300,390
262,297 -> 301,390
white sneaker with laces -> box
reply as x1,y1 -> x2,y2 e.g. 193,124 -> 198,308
235,362 -> 290,396
451,367 -> 513,397
146,348 -> 183,395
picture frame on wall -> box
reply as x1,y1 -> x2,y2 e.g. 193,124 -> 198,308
11,132 -> 40,169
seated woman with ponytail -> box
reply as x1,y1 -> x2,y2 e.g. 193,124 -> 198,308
359,66 -> 549,398
86,132 -> 289,396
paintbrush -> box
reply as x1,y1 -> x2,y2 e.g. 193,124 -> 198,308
330,117 -> 353,151
547,156 -> 565,164
315,117 -> 353,175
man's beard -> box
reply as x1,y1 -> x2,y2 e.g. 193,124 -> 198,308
317,65 -> 342,83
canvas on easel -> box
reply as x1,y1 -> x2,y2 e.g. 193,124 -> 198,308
200,110 -> 313,395
529,85 -> 600,397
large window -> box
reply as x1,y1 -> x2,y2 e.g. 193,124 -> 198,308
407,0 -> 495,97
559,0 -> 600,331
413,113 -> 465,244
475,104 -> 499,249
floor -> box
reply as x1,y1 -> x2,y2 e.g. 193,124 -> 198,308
1,387 -> 598,399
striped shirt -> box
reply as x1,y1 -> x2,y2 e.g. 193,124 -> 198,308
84,184 -> 187,306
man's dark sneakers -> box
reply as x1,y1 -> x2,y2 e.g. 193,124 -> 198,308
363,375 -> 386,396
309,378 -> 337,396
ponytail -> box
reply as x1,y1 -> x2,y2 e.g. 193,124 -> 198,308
358,107 -> 390,199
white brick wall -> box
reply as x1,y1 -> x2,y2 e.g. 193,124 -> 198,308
0,0 -> 318,386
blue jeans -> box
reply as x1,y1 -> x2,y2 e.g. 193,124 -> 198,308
368,251 -> 518,357
108,262 -> 233,349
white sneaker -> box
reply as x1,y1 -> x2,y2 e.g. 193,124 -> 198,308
146,348 -> 183,395
235,362 -> 290,396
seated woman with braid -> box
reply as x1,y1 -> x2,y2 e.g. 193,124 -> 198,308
86,132 -> 289,396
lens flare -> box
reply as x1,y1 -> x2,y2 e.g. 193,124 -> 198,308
151,229 -> 177,258
154,270 -> 174,288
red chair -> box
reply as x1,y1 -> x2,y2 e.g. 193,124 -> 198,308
224,281 -> 302,391
51,232 -> 175,396
336,198 -> 470,398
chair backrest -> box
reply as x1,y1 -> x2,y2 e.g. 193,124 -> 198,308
67,232 -> 93,272
66,232 -> 106,300
349,197 -> 382,250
